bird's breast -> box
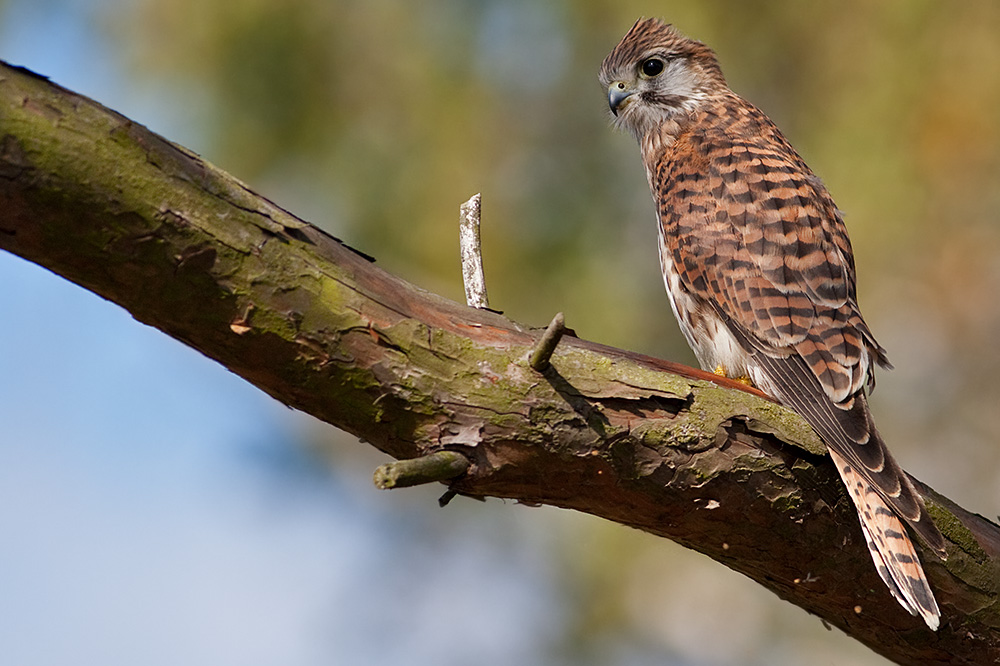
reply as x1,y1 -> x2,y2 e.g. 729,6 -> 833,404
656,220 -> 751,378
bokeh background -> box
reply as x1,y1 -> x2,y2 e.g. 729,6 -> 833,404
2,1 -> 999,664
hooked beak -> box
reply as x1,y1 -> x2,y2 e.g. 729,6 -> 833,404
607,82 -> 635,116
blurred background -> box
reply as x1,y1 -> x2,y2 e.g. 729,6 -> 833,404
1,1 -> 999,664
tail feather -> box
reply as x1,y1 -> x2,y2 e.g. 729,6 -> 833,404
830,448 -> 941,630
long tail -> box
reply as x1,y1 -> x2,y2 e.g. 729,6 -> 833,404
829,448 -> 940,630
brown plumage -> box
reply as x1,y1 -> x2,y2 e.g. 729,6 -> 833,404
600,18 -> 946,629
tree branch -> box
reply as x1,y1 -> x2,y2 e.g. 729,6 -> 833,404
1,61 -> 998,665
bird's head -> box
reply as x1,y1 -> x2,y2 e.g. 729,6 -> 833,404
599,19 -> 728,141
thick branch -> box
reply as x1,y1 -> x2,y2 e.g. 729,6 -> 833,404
1,62 -> 998,665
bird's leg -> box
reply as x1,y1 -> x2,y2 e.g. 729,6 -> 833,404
713,364 -> 755,387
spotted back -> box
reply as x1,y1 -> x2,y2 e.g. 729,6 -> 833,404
652,94 -> 889,404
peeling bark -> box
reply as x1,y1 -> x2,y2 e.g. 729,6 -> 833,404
1,61 -> 998,665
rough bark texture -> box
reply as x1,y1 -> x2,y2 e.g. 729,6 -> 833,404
1,61 -> 998,665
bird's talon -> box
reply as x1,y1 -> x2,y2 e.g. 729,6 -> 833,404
713,365 -> 754,387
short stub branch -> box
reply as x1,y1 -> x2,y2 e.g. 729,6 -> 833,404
373,451 -> 471,490
529,312 -> 566,372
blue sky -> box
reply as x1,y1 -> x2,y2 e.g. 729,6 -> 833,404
0,3 -> 563,664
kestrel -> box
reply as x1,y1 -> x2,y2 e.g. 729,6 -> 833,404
600,18 -> 946,629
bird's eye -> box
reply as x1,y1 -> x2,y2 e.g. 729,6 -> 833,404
640,58 -> 665,77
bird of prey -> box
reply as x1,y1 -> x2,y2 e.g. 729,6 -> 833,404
599,18 -> 946,629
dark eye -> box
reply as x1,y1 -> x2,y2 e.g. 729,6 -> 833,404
640,58 -> 665,77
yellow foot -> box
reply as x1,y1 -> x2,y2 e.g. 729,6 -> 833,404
713,365 -> 755,388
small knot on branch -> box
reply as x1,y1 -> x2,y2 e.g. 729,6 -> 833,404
529,312 -> 566,372
373,451 -> 471,490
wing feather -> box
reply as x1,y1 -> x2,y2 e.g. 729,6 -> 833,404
655,95 -> 945,557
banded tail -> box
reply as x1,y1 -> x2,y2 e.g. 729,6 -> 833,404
829,448 -> 941,630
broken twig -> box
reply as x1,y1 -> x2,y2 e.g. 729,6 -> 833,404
373,451 -> 471,490
529,312 -> 566,372
459,193 -> 489,309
